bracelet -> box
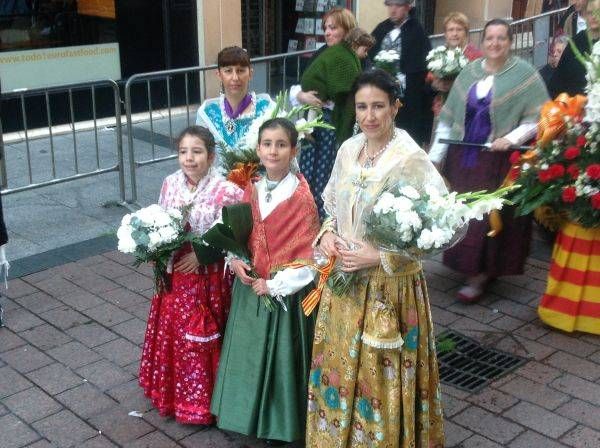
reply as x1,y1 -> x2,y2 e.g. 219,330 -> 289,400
313,216 -> 337,247
380,251 -> 394,275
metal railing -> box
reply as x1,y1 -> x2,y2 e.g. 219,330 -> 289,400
0,79 -> 125,203
124,49 -> 313,203
429,7 -> 569,67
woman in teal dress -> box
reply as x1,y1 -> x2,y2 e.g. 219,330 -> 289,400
211,118 -> 320,444
195,46 -> 273,162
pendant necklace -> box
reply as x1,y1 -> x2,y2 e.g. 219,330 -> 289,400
362,130 -> 396,168
264,176 -> 285,203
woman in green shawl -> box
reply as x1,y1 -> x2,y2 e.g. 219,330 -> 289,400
428,19 -> 549,303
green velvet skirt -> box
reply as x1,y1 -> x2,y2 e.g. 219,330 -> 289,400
211,278 -> 316,442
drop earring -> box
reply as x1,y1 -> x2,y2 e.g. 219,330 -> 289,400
352,119 -> 360,136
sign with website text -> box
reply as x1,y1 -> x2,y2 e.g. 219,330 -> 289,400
0,43 -> 121,91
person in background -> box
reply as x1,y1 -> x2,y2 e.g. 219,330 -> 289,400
139,126 -> 243,425
539,35 -> 569,89
0,79 -> 8,326
430,12 -> 483,116
559,0 -> 588,36
429,19 -> 549,303
195,46 -> 273,160
289,7 -> 357,220
550,0 -> 599,97
369,0 -> 432,146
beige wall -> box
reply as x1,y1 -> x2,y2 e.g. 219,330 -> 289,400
199,0 -> 242,96
433,0 -> 513,33
356,0 -> 388,34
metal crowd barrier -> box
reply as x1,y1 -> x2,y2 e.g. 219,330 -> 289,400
123,49 -> 314,203
0,79 -> 125,203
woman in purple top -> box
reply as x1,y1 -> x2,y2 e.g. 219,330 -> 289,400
429,19 -> 549,303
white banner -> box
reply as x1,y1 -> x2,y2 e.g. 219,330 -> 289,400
0,43 -> 121,91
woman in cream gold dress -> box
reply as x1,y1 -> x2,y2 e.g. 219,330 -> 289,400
306,69 -> 445,447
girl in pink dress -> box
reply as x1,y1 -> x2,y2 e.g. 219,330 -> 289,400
139,126 -> 243,425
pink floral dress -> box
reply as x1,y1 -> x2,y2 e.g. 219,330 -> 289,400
139,169 -> 242,424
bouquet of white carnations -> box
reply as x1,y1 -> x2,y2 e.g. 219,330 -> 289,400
365,183 -> 513,256
373,49 -> 400,76
117,204 -> 197,294
426,45 -> 469,80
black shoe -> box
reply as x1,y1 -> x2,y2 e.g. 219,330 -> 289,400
264,439 -> 287,446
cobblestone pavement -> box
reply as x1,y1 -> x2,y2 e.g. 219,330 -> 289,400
1,249 -> 599,448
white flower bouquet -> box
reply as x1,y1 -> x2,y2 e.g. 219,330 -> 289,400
365,183 -> 513,256
373,49 -> 400,76
426,45 -> 469,80
117,204 -> 200,293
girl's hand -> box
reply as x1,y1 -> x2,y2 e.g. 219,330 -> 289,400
252,278 -> 270,296
338,239 -> 380,272
297,90 -> 323,107
490,137 -> 513,151
230,258 -> 254,285
319,231 -> 348,258
174,252 -> 199,273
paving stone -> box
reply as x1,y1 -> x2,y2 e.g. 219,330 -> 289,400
542,332 -> 598,358
127,300 -> 152,321
55,383 -> 118,418
70,274 -> 121,295
78,435 -> 119,447
556,399 -> 600,431
107,379 -> 153,413
0,329 -> 27,352
494,335 -> 556,361
0,414 -> 40,447
467,387 -> 519,414
111,318 -> 147,346
487,281 -> 538,304
39,306 -> 91,330
34,277 -> 81,298
89,406 -> 154,445
545,351 -> 600,381
47,341 -> 102,369
515,361 -> 562,385
450,317 -> 503,344
561,425 -> 600,448
26,363 -> 84,395
448,303 -> 500,324
128,430 -> 181,447
509,430 -> 569,448
142,409 -> 200,440
424,272 -> 459,292
3,386 -> 63,423
4,278 -> 39,299
513,322 -> 551,341
14,292 -> 63,314
580,335 -> 600,347
430,305 -> 462,327
83,303 -> 134,327
590,350 -> 600,364
32,409 -> 98,447
487,299 -> 538,321
94,337 -> 140,366
102,287 -> 148,308
0,366 -> 33,398
441,420 -> 473,447
442,394 -> 470,418
503,401 -> 576,438
56,289 -> 106,312
179,428 -> 249,448
551,374 -> 600,407
103,250 -> 136,265
441,384 -> 471,400
113,272 -> 154,293
4,307 -> 44,333
20,324 -> 73,351
460,435 -> 504,448
88,260 -> 136,279
66,322 -> 119,348
489,315 -> 525,332
27,440 -> 56,448
77,359 -> 134,391
1,345 -> 54,373
453,406 -> 524,445
499,375 -> 570,410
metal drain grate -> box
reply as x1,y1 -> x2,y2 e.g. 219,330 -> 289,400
436,330 -> 527,393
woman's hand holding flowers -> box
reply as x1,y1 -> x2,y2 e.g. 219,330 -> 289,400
174,252 -> 200,274
338,239 -> 380,272
230,258 -> 254,285
252,278 -> 270,296
319,231 -> 348,258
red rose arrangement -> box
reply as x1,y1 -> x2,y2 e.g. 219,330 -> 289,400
510,109 -> 600,228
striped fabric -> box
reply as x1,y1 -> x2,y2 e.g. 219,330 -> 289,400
538,222 -> 600,335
